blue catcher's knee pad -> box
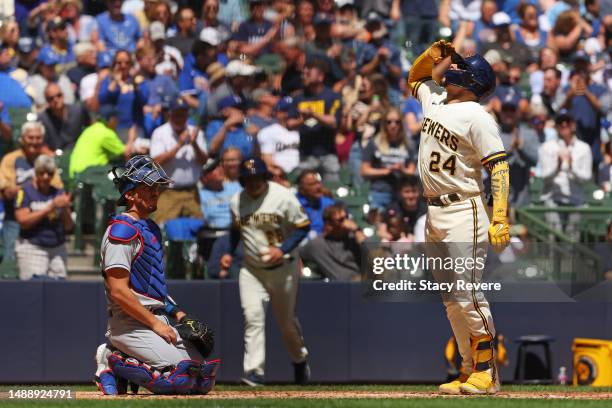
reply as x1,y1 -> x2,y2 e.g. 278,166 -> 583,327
108,353 -> 201,395
194,359 -> 221,395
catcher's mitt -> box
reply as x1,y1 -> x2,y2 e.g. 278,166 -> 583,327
175,316 -> 215,358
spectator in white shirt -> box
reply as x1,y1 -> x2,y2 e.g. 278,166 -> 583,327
258,96 -> 300,178
150,97 -> 207,224
538,110 -> 592,240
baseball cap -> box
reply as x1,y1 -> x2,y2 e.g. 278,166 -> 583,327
96,51 -> 112,68
98,104 -> 119,121
201,157 -> 220,174
47,16 -> 67,31
313,12 -> 335,26
149,21 -> 166,41
37,48 -> 59,65
555,109 -> 574,124
336,0 -> 355,9
275,96 -> 293,112
17,37 -> 36,54
492,12 -> 511,27
251,88 -> 272,104
168,97 -> 189,112
217,94 -> 243,111
225,59 -> 257,77
148,75 -> 179,106
199,27 -> 221,46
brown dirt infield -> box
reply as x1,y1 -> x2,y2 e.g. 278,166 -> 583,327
76,390 -> 612,400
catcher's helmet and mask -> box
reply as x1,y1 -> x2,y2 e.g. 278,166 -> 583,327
238,157 -> 271,187
110,155 -> 172,206
444,53 -> 496,101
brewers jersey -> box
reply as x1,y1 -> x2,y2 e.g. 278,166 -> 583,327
231,181 -> 310,268
414,80 -> 505,198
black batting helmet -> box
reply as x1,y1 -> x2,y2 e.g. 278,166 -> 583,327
444,53 -> 496,100
238,157 -> 270,186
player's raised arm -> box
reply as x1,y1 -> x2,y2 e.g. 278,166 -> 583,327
408,40 -> 455,96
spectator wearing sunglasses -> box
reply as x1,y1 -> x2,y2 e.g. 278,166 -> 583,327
14,155 -> 73,280
299,203 -> 363,281
39,82 -> 91,152
361,107 -> 416,212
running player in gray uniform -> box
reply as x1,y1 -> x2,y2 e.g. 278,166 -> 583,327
220,157 -> 311,386
93,155 -> 219,395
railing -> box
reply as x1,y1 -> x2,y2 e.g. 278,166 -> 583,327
515,207 -> 608,284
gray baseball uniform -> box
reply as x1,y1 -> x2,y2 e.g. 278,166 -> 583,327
100,219 -> 202,369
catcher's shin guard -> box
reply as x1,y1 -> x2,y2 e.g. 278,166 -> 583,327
194,359 -> 221,394
94,344 -> 119,395
460,335 -> 500,395
108,353 -> 200,394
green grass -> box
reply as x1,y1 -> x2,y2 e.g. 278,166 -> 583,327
1,385 -> 610,408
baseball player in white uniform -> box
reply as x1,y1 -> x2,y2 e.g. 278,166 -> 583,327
408,41 -> 511,395
220,157 -> 311,386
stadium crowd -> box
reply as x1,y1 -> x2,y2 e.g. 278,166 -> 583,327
0,0 -> 610,280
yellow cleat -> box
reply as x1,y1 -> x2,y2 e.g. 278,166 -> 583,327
439,374 -> 469,395
459,371 -> 500,395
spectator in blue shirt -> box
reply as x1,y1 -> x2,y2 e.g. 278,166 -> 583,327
356,14 -> 401,100
178,27 -> 227,111
197,158 -> 242,278
401,0 -> 439,56
562,69 -> 610,163
296,169 -> 335,238
218,0 -> 248,30
96,0 -> 142,53
402,96 -> 423,144
0,66 -> 32,141
208,95 -> 256,158
234,0 -> 280,58
39,17 -> 75,75
97,49 -> 148,143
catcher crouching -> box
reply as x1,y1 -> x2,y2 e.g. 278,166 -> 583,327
93,155 -> 218,395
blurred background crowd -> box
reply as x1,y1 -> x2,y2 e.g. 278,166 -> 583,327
0,0 -> 610,281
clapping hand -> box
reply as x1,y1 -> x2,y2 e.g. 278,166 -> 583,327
52,192 -> 72,209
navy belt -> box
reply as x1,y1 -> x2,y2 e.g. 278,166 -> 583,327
426,193 -> 461,206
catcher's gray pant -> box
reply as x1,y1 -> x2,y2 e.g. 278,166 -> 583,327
15,238 -> 67,280
239,259 -> 308,376
107,310 -> 203,369
426,195 -> 496,376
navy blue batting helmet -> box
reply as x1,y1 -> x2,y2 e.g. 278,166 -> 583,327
444,53 -> 496,100
111,155 -> 172,205
239,157 -> 270,186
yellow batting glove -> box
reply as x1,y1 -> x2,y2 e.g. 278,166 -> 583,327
488,220 -> 510,252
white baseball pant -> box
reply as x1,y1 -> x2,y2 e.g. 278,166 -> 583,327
426,194 -> 496,376
239,259 -> 308,376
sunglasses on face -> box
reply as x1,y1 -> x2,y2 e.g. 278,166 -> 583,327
36,170 -> 55,176
386,119 -> 401,125
46,93 -> 63,101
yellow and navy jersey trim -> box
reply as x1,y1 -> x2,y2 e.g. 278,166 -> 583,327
480,151 -> 507,167
410,76 -> 432,97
